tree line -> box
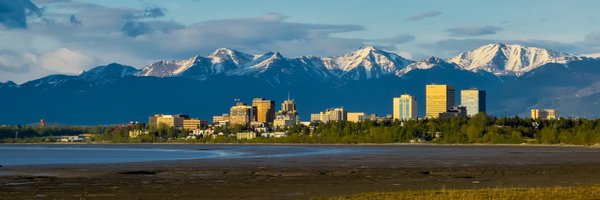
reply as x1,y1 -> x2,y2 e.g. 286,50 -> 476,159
2,114 -> 600,145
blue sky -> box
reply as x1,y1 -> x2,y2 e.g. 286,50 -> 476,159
1,0 -> 600,83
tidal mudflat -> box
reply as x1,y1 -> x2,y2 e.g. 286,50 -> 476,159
0,144 -> 599,199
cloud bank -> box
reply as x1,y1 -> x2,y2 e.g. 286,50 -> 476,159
407,11 -> 441,21
446,26 -> 503,37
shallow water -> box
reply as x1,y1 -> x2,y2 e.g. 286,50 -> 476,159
1,144 -> 598,167
0,144 -> 360,166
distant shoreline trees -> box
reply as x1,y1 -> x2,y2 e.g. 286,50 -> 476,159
1,114 -> 599,145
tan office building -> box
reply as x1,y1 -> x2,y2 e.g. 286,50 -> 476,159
393,94 -> 417,120
274,96 -> 299,128
426,84 -> 455,118
212,114 -> 230,124
311,108 -> 346,122
236,132 -> 257,140
531,109 -> 557,120
281,98 -> 297,114
252,98 -> 275,123
149,114 -> 187,128
230,102 -> 256,126
183,119 -> 207,130
347,112 -> 366,122
461,89 -> 486,116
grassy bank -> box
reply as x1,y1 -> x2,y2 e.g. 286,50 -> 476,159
316,185 -> 600,200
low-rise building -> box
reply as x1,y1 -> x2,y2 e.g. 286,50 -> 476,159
183,119 -> 208,130
212,114 -> 230,124
129,130 -> 150,138
48,135 -> 87,142
347,112 -> 365,122
236,132 -> 257,140
531,109 -> 558,120
149,114 -> 188,129
311,107 -> 346,122
261,132 -> 287,138
439,106 -> 467,119
273,117 -> 296,128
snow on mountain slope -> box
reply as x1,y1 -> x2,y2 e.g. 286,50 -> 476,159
138,56 -> 201,77
322,46 -> 414,79
399,57 -> 456,75
227,52 -> 285,75
137,46 -> 414,81
208,48 -> 253,66
80,63 -> 139,80
449,43 -> 578,76
583,53 -> 600,58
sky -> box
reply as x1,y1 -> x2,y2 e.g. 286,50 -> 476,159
1,0 -> 600,83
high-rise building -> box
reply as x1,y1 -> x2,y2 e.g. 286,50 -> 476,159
461,89 -> 486,116
531,109 -> 557,120
252,98 -> 275,123
393,94 -> 417,120
230,102 -> 256,126
274,95 -> 299,128
426,84 -> 455,118
281,98 -> 297,114
310,108 -> 346,122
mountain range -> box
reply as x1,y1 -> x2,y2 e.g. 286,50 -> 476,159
1,43 -> 600,125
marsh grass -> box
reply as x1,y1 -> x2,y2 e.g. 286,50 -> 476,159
316,185 -> 600,200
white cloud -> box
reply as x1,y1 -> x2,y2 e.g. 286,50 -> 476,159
395,51 -> 413,59
0,53 -> 37,73
446,26 -> 503,37
39,48 -> 93,74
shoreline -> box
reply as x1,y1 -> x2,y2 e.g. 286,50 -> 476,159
2,142 -> 599,148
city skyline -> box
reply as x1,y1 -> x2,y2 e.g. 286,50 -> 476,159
151,84 -> 492,128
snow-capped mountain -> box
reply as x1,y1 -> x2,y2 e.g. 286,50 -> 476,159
583,53 -> 600,59
399,57 -> 457,75
5,44 -> 600,124
138,55 -> 203,77
322,46 -> 414,80
137,46 -> 414,81
80,63 -> 138,81
449,43 -> 580,76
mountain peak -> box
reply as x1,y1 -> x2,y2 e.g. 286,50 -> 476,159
425,56 -> 445,64
80,63 -> 139,80
321,46 -> 413,80
208,48 -> 236,57
0,80 -> 18,88
449,43 -> 571,76
358,45 -> 377,51
353,45 -> 385,56
271,52 -> 284,59
208,48 -> 252,65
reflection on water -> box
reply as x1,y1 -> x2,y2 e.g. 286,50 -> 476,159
0,144 -> 358,166
1,144 -> 598,167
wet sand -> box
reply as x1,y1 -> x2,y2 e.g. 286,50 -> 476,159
1,144 -> 599,199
